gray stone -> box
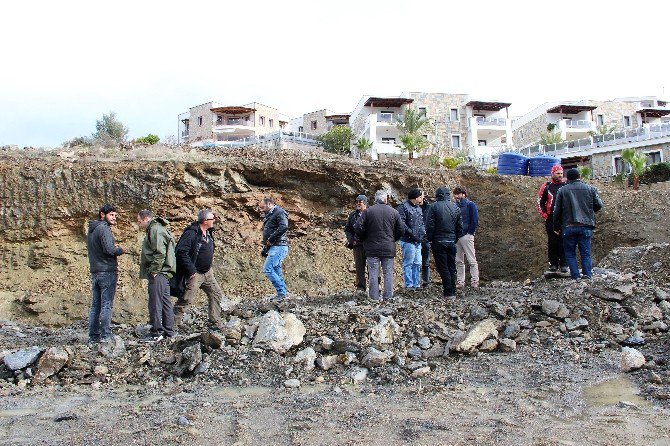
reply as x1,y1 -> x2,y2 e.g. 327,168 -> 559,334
361,347 -> 393,368
93,365 -> 108,376
33,347 -> 69,382
621,347 -> 646,372
407,346 -> 423,359
588,287 -> 626,302
411,366 -> 431,378
253,311 -> 306,354
3,347 -> 42,371
97,335 -> 126,359
320,336 -> 334,350
284,379 -> 301,388
469,305 -> 489,320
177,416 -> 189,426
565,317 -> 589,331
499,339 -> 517,352
348,367 -> 368,384
502,322 -> 521,339
316,354 -> 338,371
479,339 -> 499,352
451,319 -> 497,353
174,343 -> 202,376
422,341 -> 445,359
331,339 -> 361,354
370,316 -> 400,345
417,337 -> 431,349
200,331 -> 225,349
339,352 -> 358,366
294,347 -> 317,371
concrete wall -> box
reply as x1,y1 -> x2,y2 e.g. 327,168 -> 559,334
249,102 -> 287,136
188,102 -> 214,142
513,113 -> 548,148
590,142 -> 669,178
302,109 -> 332,136
591,100 -> 641,130
406,92 -> 469,154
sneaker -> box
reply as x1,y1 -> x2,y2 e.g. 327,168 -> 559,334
548,265 -> 558,272
269,295 -> 286,303
139,334 -> 163,343
471,282 -> 479,289
560,266 -> 570,274
443,294 -> 456,300
456,282 -> 465,289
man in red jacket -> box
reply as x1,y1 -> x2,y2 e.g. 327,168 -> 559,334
537,164 -> 568,273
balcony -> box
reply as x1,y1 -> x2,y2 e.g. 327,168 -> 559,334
475,117 -> 506,126
376,113 -> 401,125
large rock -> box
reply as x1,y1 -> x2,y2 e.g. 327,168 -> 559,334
542,300 -> 570,318
451,319 -> 497,353
173,344 -> 203,376
200,331 -> 225,349
621,347 -> 646,372
565,317 -> 589,331
294,347 -> 317,371
253,311 -> 305,354
97,335 -> 126,359
3,347 -> 42,371
33,347 -> 69,382
370,316 -> 400,345
361,347 -> 393,368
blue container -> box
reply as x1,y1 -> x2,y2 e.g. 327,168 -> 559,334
497,152 -> 529,175
529,154 -> 561,177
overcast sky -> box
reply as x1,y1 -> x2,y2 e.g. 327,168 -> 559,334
1,0 -> 668,147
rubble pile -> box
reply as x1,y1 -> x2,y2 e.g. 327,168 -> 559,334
1,250 -> 668,403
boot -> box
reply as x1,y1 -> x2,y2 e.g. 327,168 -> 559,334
421,266 -> 430,287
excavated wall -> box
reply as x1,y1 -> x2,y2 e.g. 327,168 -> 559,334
1,150 -> 668,326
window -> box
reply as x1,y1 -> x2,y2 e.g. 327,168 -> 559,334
381,137 -> 396,144
418,107 -> 427,116
478,140 -> 487,146
613,156 -> 628,174
596,114 -> 605,126
379,111 -> 394,122
298,126 -> 304,133
269,119 -> 274,128
450,108 -> 459,122
501,136 -> 507,144
311,120 -> 318,130
422,134 -> 429,141
216,115 -> 223,124
451,135 -> 461,148
623,115 -> 631,127
259,116 -> 265,125
646,151 -> 662,165
198,116 -> 203,126
245,116 -> 251,122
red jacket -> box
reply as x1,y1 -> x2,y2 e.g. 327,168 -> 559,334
537,179 -> 566,221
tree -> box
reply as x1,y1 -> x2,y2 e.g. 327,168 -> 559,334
355,137 -> 373,152
588,124 -> 619,136
317,125 -> 354,155
136,134 -> 160,145
621,148 -> 647,190
396,108 -> 431,160
538,131 -> 564,145
93,112 -> 129,147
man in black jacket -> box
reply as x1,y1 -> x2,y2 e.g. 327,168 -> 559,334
344,194 -> 368,292
354,190 -> 405,301
86,204 -> 126,345
173,209 -> 231,331
397,188 -> 426,289
553,168 -> 603,280
260,197 -> 290,302
425,187 -> 463,299
420,198 -> 432,287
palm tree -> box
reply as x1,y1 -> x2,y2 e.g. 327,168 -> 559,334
538,131 -> 564,145
621,148 -> 647,190
396,108 -> 430,160
355,137 -> 373,152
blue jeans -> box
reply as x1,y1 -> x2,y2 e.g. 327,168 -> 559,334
562,226 -> 593,279
400,241 -> 422,288
263,245 -> 289,296
88,271 -> 118,341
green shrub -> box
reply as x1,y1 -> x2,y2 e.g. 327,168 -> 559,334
136,134 -> 160,145
639,162 -> 670,184
484,166 -> 497,174
442,156 -> 464,169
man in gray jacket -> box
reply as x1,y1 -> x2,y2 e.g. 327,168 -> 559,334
86,204 -> 126,345
553,168 -> 603,279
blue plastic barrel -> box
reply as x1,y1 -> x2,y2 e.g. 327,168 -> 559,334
497,152 -> 529,175
528,154 -> 561,177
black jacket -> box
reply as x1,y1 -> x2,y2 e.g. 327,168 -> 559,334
175,222 -> 214,278
425,187 -> 463,243
262,206 -> 289,246
87,219 -> 123,273
354,202 -> 405,258
397,200 -> 426,243
344,209 -> 364,248
553,180 -> 603,230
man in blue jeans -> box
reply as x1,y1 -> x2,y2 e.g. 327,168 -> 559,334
397,188 -> 425,289
86,204 -> 126,346
553,168 -> 603,279
260,197 -> 290,302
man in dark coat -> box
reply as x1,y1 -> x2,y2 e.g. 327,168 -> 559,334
354,190 -> 405,301
86,204 -> 126,345
344,194 -> 368,292
420,197 -> 432,287
260,197 -> 290,302
425,187 -> 463,299
537,164 -> 568,272
397,188 -> 426,289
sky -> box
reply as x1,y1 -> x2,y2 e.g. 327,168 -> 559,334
1,0 -> 668,147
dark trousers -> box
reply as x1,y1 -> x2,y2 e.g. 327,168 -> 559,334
353,245 -> 367,290
545,219 -> 566,268
421,241 -> 431,286
432,240 -> 457,297
148,274 -> 175,336
88,271 -> 118,341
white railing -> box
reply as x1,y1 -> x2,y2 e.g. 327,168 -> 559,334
205,130 -> 321,148
475,117 -> 506,126
215,119 -> 254,127
563,119 -> 591,129
377,113 -> 402,123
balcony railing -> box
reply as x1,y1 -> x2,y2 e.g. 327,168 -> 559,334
377,113 -> 400,123
215,119 -> 254,127
563,119 -> 592,129
475,117 -> 506,126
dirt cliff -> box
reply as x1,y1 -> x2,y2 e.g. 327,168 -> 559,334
1,148 -> 668,326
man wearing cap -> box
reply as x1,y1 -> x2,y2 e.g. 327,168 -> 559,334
397,188 -> 426,289
344,194 -> 368,292
537,164 -> 568,273
553,168 -> 603,280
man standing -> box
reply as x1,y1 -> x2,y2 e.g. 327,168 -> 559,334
553,168 -> 603,280
420,197 -> 432,287
537,164 -> 568,273
453,186 -> 480,289
345,194 -> 368,292
260,198 -> 290,302
397,188 -> 426,289
173,209 -> 230,331
137,210 -> 177,342
86,204 -> 125,345
425,187 -> 463,300
354,190 -> 405,301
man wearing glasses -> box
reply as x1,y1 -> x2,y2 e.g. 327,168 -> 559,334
173,209 -> 231,331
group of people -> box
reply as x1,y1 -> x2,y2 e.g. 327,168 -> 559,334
86,166 -> 602,345
537,165 -> 603,279
86,199 -> 289,345
345,186 -> 480,301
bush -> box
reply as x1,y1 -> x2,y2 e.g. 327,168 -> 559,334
484,167 -> 497,174
136,134 -> 160,145
442,156 -> 465,169
639,162 -> 670,184
63,136 -> 93,148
